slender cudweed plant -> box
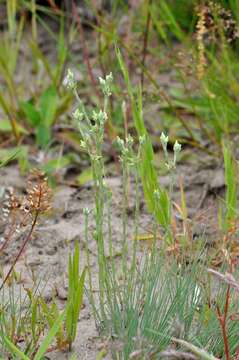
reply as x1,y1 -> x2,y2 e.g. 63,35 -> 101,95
160,132 -> 182,172
64,69 -> 113,320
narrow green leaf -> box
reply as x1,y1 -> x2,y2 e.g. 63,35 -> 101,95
172,338 -> 220,360
39,86 -> 58,127
3,335 -> 30,360
20,101 -> 41,127
223,143 -> 237,224
34,310 -> 65,360
73,242 -> 80,288
36,124 -> 51,148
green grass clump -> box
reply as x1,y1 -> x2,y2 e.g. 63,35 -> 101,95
0,238 -> 85,358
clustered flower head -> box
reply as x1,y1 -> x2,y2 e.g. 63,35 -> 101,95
0,169 -> 51,252
92,109 -> 108,127
173,140 -> 182,165
160,132 -> 182,168
99,72 -> 113,96
72,108 -> 84,123
1,188 -> 21,221
116,135 -> 139,166
160,132 -> 169,153
116,135 -> 133,155
195,2 -> 239,80
139,135 -> 146,146
173,140 -> 182,154
1,170 -> 51,222
65,71 -> 114,158
26,169 -> 52,215
63,69 -> 77,90
83,207 -> 90,216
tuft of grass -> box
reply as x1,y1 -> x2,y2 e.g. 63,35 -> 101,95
66,241 -> 86,351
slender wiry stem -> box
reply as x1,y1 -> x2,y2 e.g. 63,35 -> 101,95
0,210 -> 40,291
216,285 -> 231,360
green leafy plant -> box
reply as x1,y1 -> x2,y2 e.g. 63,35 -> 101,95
20,86 -> 58,147
66,241 -> 86,351
39,241 -> 86,352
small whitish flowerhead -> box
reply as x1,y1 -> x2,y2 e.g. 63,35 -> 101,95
116,136 -> 124,149
63,69 -> 76,90
173,140 -> 182,165
139,135 -> 146,145
99,72 -> 113,96
92,110 -> 107,126
80,140 -> 87,149
72,108 -> 83,122
98,110 -> 107,125
90,154 -> 102,162
160,132 -> 168,147
173,140 -> 182,154
105,72 -> 113,83
83,207 -> 90,216
116,136 -> 124,147
126,134 -> 134,147
99,77 -> 105,86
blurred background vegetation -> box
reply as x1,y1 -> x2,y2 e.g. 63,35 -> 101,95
1,0 -> 239,180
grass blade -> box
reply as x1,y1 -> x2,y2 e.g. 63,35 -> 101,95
34,310 -> 65,360
2,335 -> 30,360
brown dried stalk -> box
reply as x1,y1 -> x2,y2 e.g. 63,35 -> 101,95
216,285 -> 231,360
0,170 -> 51,290
208,268 -> 233,360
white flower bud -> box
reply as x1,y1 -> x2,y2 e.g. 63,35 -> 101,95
72,108 -> 83,122
139,135 -> 146,145
83,207 -> 90,215
160,132 -> 168,148
173,140 -> 182,165
99,72 -> 113,96
126,134 -> 134,147
80,140 -> 86,149
116,136 -> 124,149
173,140 -> 182,153
98,110 -> 107,125
63,69 -> 76,90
